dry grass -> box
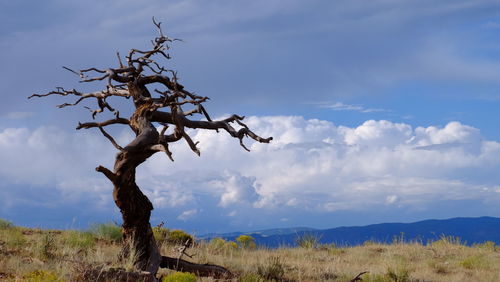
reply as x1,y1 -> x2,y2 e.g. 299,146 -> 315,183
1,225 -> 499,281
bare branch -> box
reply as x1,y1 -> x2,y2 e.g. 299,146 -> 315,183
31,88 -> 130,116
80,73 -> 109,83
152,111 -> 272,152
77,117 -> 130,130
81,67 -> 107,73
150,143 -> 174,161
95,165 -> 116,183
117,51 -> 124,68
63,66 -> 83,78
29,87 -> 79,99
98,126 -> 124,151
152,16 -> 164,38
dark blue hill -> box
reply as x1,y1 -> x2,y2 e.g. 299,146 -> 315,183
201,217 -> 500,248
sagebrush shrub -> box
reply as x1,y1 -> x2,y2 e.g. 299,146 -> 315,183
167,229 -> 194,246
162,271 -> 197,282
236,234 -> 256,249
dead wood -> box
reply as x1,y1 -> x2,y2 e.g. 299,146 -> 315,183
160,256 -> 233,279
30,17 -> 272,277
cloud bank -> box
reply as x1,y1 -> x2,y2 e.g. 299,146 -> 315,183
1,116 -> 499,231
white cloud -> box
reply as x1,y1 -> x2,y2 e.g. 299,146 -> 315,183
177,209 -> 198,221
386,195 -> 398,204
1,116 -> 500,229
0,126 -> 115,196
210,172 -> 259,207
137,116 -> 500,215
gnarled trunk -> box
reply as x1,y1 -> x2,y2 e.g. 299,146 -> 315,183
112,166 -> 160,273
109,102 -> 162,273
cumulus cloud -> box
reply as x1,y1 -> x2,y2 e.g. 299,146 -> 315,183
210,172 -> 259,207
1,116 -> 499,230
177,209 -> 198,221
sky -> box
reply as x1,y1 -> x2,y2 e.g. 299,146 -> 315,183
1,0 -> 500,234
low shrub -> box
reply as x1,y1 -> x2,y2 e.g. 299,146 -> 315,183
386,265 -> 411,282
362,273 -> 386,282
295,233 -> 321,249
473,241 -> 496,251
2,228 -> 26,248
427,260 -> 448,274
162,271 -> 197,282
459,255 -> 488,270
209,237 -> 238,253
0,218 -> 13,229
430,235 -> 464,247
363,240 -> 378,246
240,273 -> 265,282
153,225 -> 170,245
358,266 -> 412,282
236,234 -> 256,249
209,237 -> 227,250
89,222 -> 122,243
167,229 -> 193,246
257,256 -> 285,281
63,230 -> 95,249
37,233 -> 57,260
24,270 -> 63,282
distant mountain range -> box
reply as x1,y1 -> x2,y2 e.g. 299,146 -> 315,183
200,217 -> 500,248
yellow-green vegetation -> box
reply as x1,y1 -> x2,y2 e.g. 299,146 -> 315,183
168,229 -> 194,246
0,218 -> 13,229
2,227 -> 26,248
62,230 -> 95,249
153,224 -> 195,247
153,224 -> 170,245
89,222 -> 122,243
24,270 -> 64,282
161,271 -> 197,282
208,237 -> 239,254
0,219 -> 499,281
295,233 -> 321,249
236,234 -> 257,249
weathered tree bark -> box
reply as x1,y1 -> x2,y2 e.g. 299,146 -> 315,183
97,99 -> 163,273
31,18 -> 272,279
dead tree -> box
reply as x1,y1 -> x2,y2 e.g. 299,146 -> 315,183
30,18 -> 272,278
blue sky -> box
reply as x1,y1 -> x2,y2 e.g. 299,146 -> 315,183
1,0 -> 500,234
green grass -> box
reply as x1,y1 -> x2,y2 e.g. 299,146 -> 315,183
0,218 -> 13,229
63,230 -> 95,249
89,222 -> 122,243
1,227 -> 26,248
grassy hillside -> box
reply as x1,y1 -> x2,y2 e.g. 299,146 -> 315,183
0,219 -> 499,281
